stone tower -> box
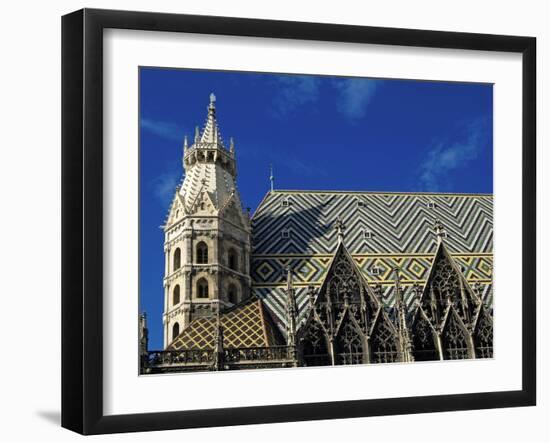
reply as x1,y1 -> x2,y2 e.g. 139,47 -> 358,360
162,94 -> 251,349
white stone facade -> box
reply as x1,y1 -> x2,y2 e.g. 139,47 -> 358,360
162,95 -> 251,349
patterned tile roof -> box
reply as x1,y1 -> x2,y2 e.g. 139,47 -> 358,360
168,298 -> 282,350
251,190 -> 492,255
250,190 -> 493,334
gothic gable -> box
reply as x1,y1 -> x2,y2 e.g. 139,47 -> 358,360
417,239 -> 480,330
298,240 -> 403,365
220,194 -> 247,229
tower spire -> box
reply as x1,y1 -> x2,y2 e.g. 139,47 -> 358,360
198,92 -> 224,145
269,164 -> 274,192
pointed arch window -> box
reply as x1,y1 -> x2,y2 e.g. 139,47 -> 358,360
172,322 -> 180,340
474,309 -> 493,358
335,319 -> 364,365
442,312 -> 471,360
172,285 -> 180,306
173,248 -> 181,271
197,278 -> 209,298
301,321 -> 331,367
370,317 -> 400,363
196,242 -> 208,264
228,284 -> 238,304
412,315 -> 438,361
228,248 -> 238,271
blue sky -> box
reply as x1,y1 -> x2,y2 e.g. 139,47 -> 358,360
139,67 -> 493,350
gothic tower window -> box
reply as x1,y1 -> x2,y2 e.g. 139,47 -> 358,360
172,284 -> 180,306
196,242 -> 208,264
228,284 -> 238,304
172,322 -> 180,341
197,278 -> 209,298
173,248 -> 181,271
228,248 -> 238,271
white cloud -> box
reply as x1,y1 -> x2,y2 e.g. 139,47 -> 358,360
141,118 -> 185,141
333,78 -> 380,121
418,120 -> 490,191
151,171 -> 180,207
272,76 -> 321,116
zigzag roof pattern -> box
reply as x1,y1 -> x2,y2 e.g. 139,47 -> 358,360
250,190 -> 493,335
251,190 -> 492,255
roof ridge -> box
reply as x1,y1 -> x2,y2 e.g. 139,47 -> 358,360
268,189 -> 493,197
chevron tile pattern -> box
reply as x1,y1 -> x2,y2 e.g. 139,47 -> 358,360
250,191 -> 493,332
252,191 -> 492,254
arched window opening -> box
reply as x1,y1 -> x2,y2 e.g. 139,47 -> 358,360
228,248 -> 238,271
301,321 -> 331,367
474,309 -> 493,358
172,322 -> 180,340
196,242 -> 208,264
442,312 -> 470,360
197,278 -> 209,299
172,285 -> 180,306
370,317 -> 400,363
412,316 -> 438,361
228,284 -> 238,304
335,319 -> 364,365
173,248 -> 181,271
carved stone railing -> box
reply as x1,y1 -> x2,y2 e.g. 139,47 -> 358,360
146,349 -> 214,367
143,346 -> 295,372
224,346 -> 292,363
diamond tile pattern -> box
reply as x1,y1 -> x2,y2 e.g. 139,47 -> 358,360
168,299 -> 280,350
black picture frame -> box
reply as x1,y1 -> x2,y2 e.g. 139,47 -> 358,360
61,8 -> 536,435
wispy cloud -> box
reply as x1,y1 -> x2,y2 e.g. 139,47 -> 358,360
285,155 -> 328,178
333,78 -> 380,121
272,76 -> 321,117
418,119 -> 490,191
141,118 -> 185,141
151,171 -> 181,207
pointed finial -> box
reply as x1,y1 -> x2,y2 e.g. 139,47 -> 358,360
393,267 -> 403,305
285,265 -> 293,291
229,137 -> 235,153
434,219 -> 445,241
194,126 -> 200,143
269,164 -> 274,192
334,217 -> 346,243
209,92 -> 216,112
307,285 -> 317,307
183,135 -> 188,152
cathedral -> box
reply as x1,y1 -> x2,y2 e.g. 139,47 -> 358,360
140,94 -> 494,374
